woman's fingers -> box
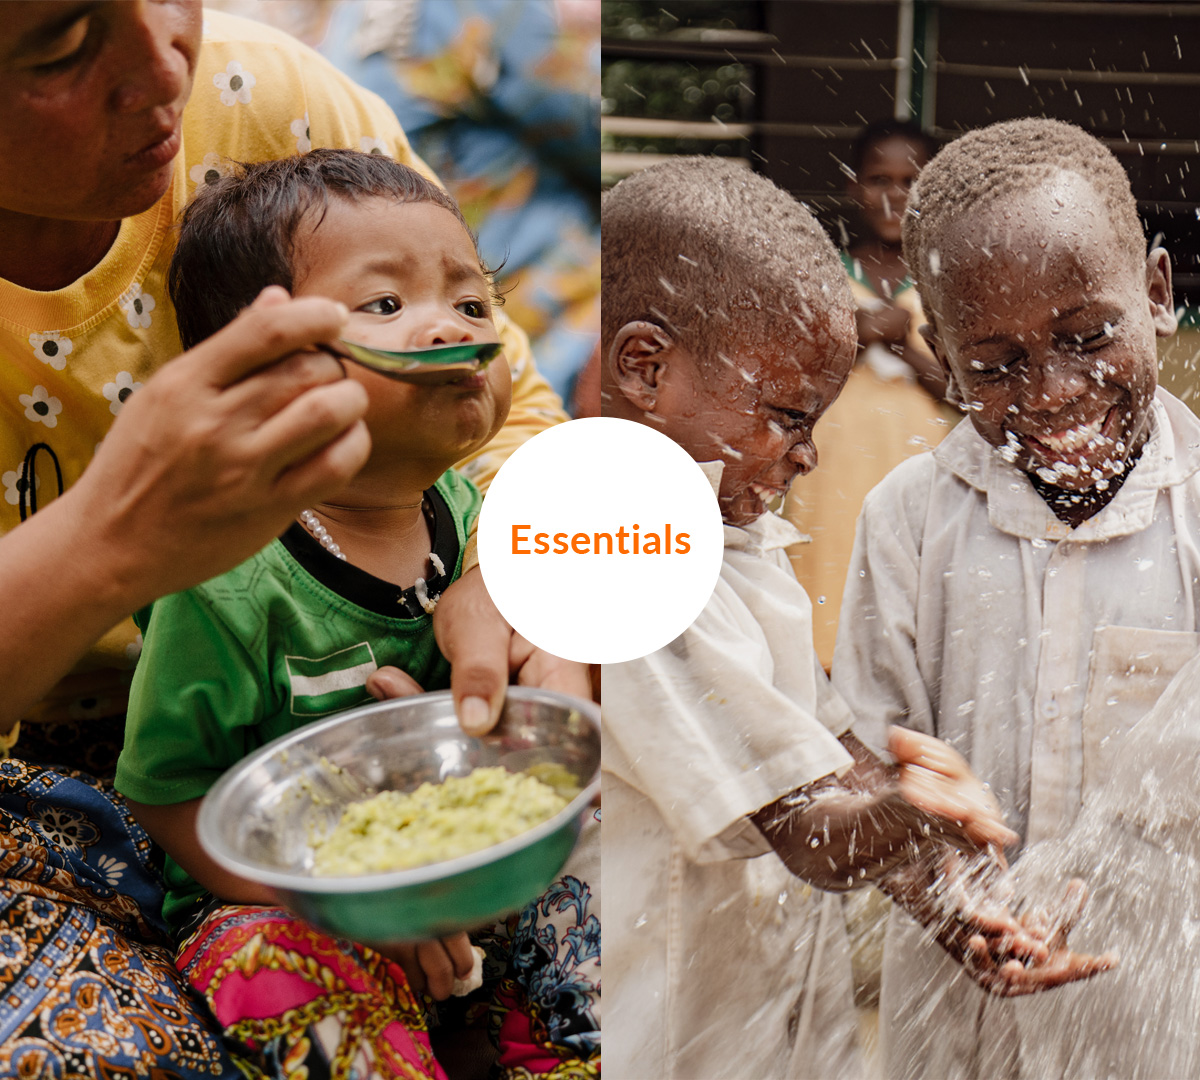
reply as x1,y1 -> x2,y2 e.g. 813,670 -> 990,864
433,567 -> 511,736
366,666 -> 425,701
187,290 -> 348,389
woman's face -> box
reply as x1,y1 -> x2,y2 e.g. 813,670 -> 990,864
0,1 -> 201,223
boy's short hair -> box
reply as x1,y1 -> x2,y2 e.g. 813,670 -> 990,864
850,118 -> 938,176
601,156 -> 853,370
169,148 -> 477,350
902,118 -> 1145,327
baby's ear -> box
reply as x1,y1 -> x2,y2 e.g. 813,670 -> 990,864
609,321 -> 673,411
1146,247 -> 1177,337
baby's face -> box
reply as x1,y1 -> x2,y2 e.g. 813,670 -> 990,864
293,197 -> 510,473
661,312 -> 856,526
926,172 -> 1172,492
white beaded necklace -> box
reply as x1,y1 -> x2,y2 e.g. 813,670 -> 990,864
298,509 -> 348,561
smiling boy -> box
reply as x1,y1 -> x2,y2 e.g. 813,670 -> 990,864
834,117 -> 1200,1079
602,156 -> 1108,1080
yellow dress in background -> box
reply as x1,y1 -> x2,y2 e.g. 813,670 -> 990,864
783,256 -> 959,669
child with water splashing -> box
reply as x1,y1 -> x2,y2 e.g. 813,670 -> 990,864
834,116 -> 1193,1079
601,156 -> 1108,1080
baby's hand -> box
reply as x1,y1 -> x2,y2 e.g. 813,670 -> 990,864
888,726 -> 1019,853
378,932 -> 479,1000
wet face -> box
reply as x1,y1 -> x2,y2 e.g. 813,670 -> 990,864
926,172 -> 1174,492
849,135 -> 929,246
656,310 -> 856,526
0,1 -> 201,223
293,197 -> 511,473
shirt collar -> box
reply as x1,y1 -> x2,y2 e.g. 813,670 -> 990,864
932,389 -> 1200,541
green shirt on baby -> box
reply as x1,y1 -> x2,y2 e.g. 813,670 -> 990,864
115,468 -> 480,930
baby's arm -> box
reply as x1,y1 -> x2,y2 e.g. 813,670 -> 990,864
126,796 -> 275,907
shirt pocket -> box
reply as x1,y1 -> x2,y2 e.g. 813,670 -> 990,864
1081,625 -> 1200,799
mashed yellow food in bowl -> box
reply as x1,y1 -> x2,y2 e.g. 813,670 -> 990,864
311,766 -> 570,875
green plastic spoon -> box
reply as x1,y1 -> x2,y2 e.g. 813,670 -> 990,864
330,340 -> 503,384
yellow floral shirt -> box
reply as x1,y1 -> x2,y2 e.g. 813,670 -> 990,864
0,11 -> 565,725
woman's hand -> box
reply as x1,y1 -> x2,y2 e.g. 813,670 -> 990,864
433,566 -> 592,735
0,286 -> 372,730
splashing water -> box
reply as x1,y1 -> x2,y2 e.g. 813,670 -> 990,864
1009,653 -> 1200,1078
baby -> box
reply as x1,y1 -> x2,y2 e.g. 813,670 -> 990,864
834,117 -> 1193,1079
601,156 -> 1105,1080
115,150 -> 595,1079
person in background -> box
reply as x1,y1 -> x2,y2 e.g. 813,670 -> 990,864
783,119 -> 957,670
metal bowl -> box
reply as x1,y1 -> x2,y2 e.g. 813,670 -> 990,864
197,687 -> 599,943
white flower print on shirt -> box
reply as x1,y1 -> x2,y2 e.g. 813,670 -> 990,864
360,136 -> 388,155
2,461 -> 37,506
291,113 -> 312,153
28,332 -> 73,371
189,151 -> 233,188
103,372 -> 142,416
120,284 -> 156,329
214,61 -> 256,106
19,387 -> 62,429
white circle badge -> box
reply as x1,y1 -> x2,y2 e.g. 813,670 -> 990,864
477,417 -> 724,664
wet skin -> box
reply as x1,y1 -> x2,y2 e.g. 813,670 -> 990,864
924,171 -> 1176,493
648,311 -> 856,526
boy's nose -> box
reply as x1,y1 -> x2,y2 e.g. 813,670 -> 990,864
1021,354 -> 1089,413
787,438 -> 818,477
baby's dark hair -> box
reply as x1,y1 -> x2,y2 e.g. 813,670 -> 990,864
169,148 -> 479,350
850,118 -> 938,176
602,156 -> 853,369
902,118 -> 1145,328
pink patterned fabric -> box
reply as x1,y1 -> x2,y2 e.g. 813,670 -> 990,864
176,904 -> 446,1080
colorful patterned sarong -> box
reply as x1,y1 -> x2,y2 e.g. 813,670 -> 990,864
0,750 -> 239,1078
0,730 -> 600,1080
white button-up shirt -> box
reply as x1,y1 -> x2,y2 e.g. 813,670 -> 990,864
604,465 -> 863,1080
834,388 -> 1200,1080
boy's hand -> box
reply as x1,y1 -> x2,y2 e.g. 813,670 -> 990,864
883,848 -> 1116,997
378,932 -> 478,1000
433,566 -> 593,736
888,726 -> 1019,853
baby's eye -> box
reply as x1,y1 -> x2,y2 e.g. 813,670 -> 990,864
360,296 -> 400,315
457,299 -> 488,319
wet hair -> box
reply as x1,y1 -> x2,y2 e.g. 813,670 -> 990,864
601,156 -> 853,371
169,148 -> 480,350
850,118 -> 938,177
902,118 -> 1146,328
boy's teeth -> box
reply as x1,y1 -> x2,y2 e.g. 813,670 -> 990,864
1039,413 -> 1106,453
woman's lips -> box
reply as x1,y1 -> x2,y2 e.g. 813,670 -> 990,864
127,124 -> 181,170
